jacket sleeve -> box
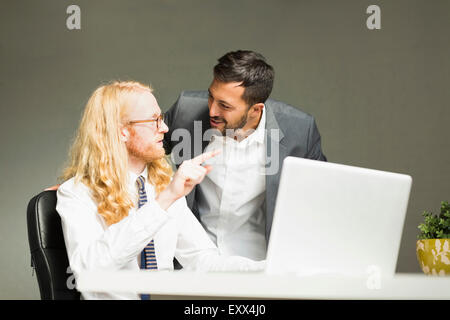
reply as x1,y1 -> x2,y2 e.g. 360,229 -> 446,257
163,92 -> 183,155
305,116 -> 327,161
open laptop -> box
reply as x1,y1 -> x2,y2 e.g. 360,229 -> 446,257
265,157 -> 412,278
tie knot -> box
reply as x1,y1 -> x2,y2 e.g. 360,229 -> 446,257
136,175 -> 146,191
136,175 -> 148,209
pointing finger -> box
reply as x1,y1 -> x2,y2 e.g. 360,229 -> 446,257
191,149 -> 221,165
203,165 -> 213,174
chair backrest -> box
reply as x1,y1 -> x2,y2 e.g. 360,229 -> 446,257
27,190 -> 80,300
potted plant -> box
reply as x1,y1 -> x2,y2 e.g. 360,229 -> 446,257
416,201 -> 450,276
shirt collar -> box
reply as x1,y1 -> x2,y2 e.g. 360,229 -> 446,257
128,166 -> 148,187
251,105 -> 266,145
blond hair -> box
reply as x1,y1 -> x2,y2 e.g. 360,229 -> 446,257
61,81 -> 173,225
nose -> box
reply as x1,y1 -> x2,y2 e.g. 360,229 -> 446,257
208,99 -> 221,118
159,118 -> 169,133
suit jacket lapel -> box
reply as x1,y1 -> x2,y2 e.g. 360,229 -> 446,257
187,109 -> 211,216
264,104 -> 287,240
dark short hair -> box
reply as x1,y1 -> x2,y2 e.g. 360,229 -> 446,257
213,50 -> 274,106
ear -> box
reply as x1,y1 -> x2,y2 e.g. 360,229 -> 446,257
251,103 -> 264,115
120,127 -> 130,142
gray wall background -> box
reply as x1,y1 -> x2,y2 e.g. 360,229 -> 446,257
1,0 -> 449,299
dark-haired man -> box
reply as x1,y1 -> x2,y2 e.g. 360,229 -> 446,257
164,50 -> 326,261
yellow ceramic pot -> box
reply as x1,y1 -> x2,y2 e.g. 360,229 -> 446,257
416,239 -> 450,276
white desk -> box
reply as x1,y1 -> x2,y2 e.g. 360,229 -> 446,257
77,270 -> 450,299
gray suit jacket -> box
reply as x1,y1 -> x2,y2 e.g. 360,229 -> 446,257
163,91 -> 327,241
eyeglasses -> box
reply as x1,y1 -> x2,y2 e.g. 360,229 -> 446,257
128,114 -> 165,130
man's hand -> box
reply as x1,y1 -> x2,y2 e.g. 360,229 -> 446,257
169,149 -> 221,197
156,150 -> 221,210
45,184 -> 60,191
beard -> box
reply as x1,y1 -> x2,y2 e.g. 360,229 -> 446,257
126,130 -> 165,163
211,109 -> 249,136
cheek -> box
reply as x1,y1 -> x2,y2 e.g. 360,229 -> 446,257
134,127 -> 154,141
227,112 -> 243,124
128,129 -> 151,149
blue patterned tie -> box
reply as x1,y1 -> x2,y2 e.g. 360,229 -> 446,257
136,175 -> 157,300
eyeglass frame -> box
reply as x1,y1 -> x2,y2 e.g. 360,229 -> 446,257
127,114 -> 165,130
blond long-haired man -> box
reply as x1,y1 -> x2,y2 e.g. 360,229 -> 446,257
56,81 -> 264,300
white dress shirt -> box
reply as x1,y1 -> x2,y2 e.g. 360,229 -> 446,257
56,167 -> 264,300
197,108 -> 267,261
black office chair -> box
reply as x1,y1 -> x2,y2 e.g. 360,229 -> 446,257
27,190 -> 80,300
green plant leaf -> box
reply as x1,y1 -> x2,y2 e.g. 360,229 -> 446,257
417,201 -> 450,239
